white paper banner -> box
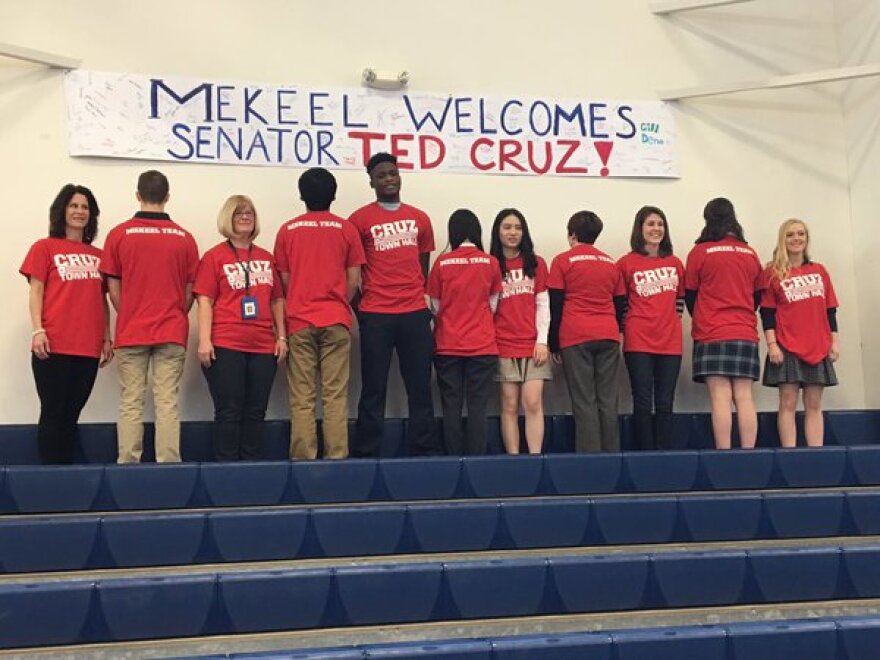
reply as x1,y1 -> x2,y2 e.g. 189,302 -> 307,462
65,70 -> 678,178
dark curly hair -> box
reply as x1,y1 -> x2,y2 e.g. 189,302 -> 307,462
49,184 -> 99,244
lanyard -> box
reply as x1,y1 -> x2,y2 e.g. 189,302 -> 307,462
227,240 -> 254,293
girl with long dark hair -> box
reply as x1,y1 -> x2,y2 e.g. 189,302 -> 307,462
489,209 -> 551,454
428,209 -> 502,455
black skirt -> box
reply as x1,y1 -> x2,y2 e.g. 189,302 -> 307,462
693,340 -> 760,383
763,348 -> 838,387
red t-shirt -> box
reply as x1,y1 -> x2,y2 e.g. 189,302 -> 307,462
20,238 -> 105,358
494,255 -> 548,358
100,214 -> 199,348
760,262 -> 838,365
427,245 -> 502,356
348,202 -> 434,314
193,242 -> 284,354
617,252 -> 684,355
547,243 -> 624,349
684,237 -> 762,343
273,210 -> 366,333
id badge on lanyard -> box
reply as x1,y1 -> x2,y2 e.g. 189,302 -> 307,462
229,241 -> 259,320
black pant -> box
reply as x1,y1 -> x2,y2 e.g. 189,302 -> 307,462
434,355 -> 497,456
624,352 -> 682,450
202,347 -> 277,461
31,353 -> 99,464
354,309 -> 440,457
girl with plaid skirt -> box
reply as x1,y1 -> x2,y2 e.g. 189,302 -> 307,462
760,219 -> 839,447
685,198 -> 763,450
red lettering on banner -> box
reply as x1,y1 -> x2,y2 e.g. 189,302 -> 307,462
555,140 -> 588,174
499,140 -> 527,172
470,137 -> 495,171
390,134 -> 414,169
348,131 -> 385,165
419,135 -> 446,169
527,141 -> 553,175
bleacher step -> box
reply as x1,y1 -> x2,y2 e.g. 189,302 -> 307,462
7,599 -> 880,660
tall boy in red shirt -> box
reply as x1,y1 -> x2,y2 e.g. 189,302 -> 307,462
274,168 -> 365,459
101,170 -> 199,463
348,153 -> 441,456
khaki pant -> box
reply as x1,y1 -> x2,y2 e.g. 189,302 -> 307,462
288,325 -> 351,460
116,343 -> 187,463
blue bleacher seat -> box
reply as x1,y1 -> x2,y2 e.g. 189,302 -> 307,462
75,423 -> 117,463
748,547 -> 841,602
622,451 -> 699,492
408,502 -> 500,553
102,513 -> 207,567
234,649 -> 365,659
262,421 -> 291,461
726,619 -> 838,660
0,582 -> 92,649
774,447 -> 848,487
290,460 -> 378,504
209,509 -> 309,562
98,574 -> 215,640
612,625 -> 727,660
491,631 -> 613,659
377,418 -> 406,457
200,462 -> 290,506
762,492 -> 845,538
591,497 -> 678,544
550,554 -> 649,613
444,558 -> 547,618
379,457 -> 461,501
6,465 -> 103,513
847,446 -> 880,485
652,550 -> 747,607
698,449 -> 776,490
841,546 -> 880,598
847,492 -> 880,534
219,569 -> 333,633
179,422 -> 213,462
679,494 -> 763,541
0,425 -> 38,465
0,517 -> 98,572
364,639 -> 493,658
826,410 -> 880,445
311,505 -> 406,556
548,415 -> 576,453
105,463 -> 199,509
460,455 -> 543,497
336,562 -> 443,625
838,617 -> 880,660
501,499 -> 590,549
544,453 -> 622,495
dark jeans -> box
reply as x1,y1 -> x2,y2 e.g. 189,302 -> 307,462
31,353 -> 99,464
354,309 -> 440,457
561,340 -> 620,452
434,355 -> 497,456
202,347 -> 277,461
624,352 -> 682,450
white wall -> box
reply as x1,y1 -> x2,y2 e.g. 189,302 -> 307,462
0,0 -> 868,424
835,0 -> 880,407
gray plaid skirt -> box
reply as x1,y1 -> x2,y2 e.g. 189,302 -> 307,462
763,348 -> 838,388
692,340 -> 760,383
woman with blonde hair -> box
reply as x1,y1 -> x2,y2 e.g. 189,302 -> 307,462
194,195 -> 287,460
760,218 -> 839,447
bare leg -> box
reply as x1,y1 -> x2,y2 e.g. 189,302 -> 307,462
521,379 -> 545,454
499,382 -> 521,454
803,385 -> 825,447
732,378 -> 757,449
777,384 -> 799,448
705,376 -> 733,449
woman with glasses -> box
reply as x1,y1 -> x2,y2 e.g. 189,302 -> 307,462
194,195 -> 287,460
